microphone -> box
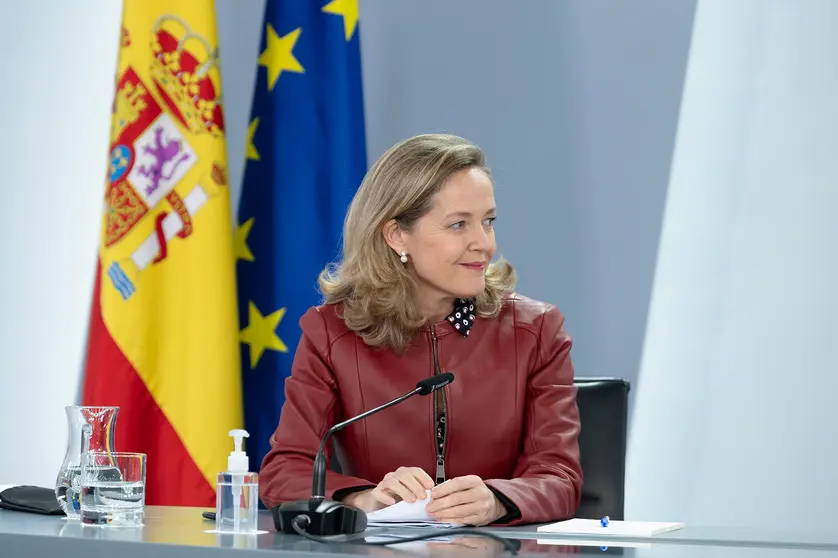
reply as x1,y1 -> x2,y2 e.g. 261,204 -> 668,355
273,372 -> 455,536
416,372 -> 454,395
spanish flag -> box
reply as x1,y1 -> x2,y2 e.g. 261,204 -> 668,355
82,0 -> 242,506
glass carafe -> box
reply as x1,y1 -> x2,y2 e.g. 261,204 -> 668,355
55,406 -> 118,519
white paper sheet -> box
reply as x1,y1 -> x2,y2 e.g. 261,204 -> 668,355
537,518 -> 685,537
366,489 -> 462,528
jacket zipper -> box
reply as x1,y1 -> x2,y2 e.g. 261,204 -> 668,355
430,326 -> 447,484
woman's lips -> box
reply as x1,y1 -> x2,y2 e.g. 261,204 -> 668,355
460,262 -> 485,271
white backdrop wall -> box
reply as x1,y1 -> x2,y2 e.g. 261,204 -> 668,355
0,1 -> 123,487
626,0 -> 838,531
0,0 -> 693,499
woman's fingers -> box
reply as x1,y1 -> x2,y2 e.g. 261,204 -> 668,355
373,467 -> 435,505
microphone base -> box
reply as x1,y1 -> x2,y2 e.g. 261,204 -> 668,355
272,498 -> 367,536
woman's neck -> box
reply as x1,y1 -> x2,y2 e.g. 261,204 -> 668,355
419,294 -> 455,323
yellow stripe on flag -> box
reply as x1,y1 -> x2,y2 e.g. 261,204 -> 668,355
100,0 -> 242,493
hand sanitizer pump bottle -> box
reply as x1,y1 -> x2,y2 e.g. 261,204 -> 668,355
216,429 -> 259,533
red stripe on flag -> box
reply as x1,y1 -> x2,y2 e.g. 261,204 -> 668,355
82,262 -> 215,507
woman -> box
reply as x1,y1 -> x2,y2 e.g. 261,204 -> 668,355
259,134 -> 582,526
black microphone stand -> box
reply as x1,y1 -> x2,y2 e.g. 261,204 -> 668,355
310,387 -> 422,500
273,374 -> 453,536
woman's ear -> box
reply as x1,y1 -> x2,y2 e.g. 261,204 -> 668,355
382,219 -> 406,254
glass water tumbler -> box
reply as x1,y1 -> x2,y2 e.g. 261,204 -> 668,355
79,452 -> 146,527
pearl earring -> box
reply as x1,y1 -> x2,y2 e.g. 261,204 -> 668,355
400,251 -> 408,263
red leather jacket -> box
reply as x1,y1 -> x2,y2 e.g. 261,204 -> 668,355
259,293 -> 583,525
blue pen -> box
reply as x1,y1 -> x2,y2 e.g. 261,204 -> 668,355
601,516 -> 610,527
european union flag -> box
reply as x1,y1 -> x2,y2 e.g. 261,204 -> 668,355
236,0 -> 367,474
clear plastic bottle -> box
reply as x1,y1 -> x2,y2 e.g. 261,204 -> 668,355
216,429 -> 259,533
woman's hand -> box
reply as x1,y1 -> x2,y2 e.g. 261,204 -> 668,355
425,475 -> 506,526
342,466 -> 435,512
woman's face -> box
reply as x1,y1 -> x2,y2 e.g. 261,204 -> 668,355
397,167 -> 498,303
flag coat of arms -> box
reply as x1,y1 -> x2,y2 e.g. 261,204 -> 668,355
82,0 -> 242,506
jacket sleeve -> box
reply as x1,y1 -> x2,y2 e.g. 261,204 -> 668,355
484,305 -> 583,525
258,307 -> 375,509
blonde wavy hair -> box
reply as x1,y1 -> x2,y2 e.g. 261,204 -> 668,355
318,133 -> 516,352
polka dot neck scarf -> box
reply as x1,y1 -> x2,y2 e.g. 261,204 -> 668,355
446,298 -> 475,337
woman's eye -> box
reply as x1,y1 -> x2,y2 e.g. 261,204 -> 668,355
484,217 -> 497,227
450,221 -> 465,230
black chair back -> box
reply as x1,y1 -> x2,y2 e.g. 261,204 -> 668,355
573,377 -> 630,520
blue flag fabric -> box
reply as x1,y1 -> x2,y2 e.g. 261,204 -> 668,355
236,0 -> 367,474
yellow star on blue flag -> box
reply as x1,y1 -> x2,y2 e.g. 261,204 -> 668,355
236,0 -> 367,473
